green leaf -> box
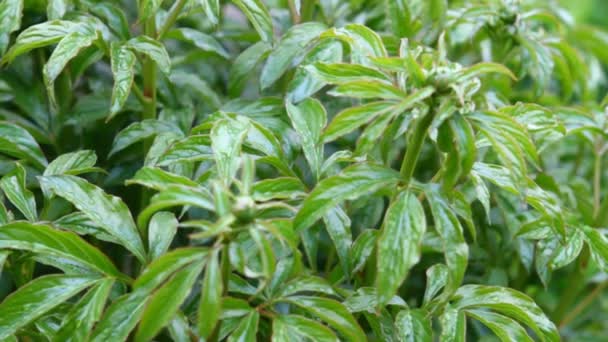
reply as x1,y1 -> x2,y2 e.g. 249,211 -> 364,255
454,62 -> 516,83
0,199 -> 8,225
228,310 -> 259,342
126,35 -> 171,74
138,185 -> 214,229
1,164 -> 36,221
109,119 -> 182,157
423,264 -> 448,306
228,41 -> 271,97
452,285 -> 559,341
211,117 -> 249,186
386,0 -> 412,37
252,177 -> 306,201
283,296 -> 366,342
329,80 -> 407,100
0,121 -> 48,169
320,24 -> 387,65
134,248 -> 208,291
0,0 -> 23,55
323,101 -> 396,143
232,0 -> 273,42
90,290 -> 148,342
250,228 -> 276,280
0,274 -> 100,340
135,260 -> 204,342
2,20 -> 77,63
323,206 -> 352,276
44,30 -> 97,111
166,28 -> 229,59
349,229 -> 377,274
287,40 -> 343,103
39,175 -> 146,263
272,315 -> 339,342
395,309 -> 432,342
581,226 -> 608,271
157,135 -> 213,166
440,306 -> 466,342
260,22 -> 326,89
44,150 -> 98,176
275,276 -> 335,299
89,3 -> 129,39
127,166 -> 198,191
376,190 -> 426,306
109,43 -> 136,119
465,309 -> 533,342
198,250 -> 223,338
169,71 -> 222,110
199,0 -> 220,25
148,211 -> 178,260
343,287 -> 406,313
425,186 -> 468,293
0,222 -> 124,278
324,86 -> 433,143
286,98 -> 326,178
468,110 -> 538,182
138,0 -> 162,21
294,163 -> 400,232
305,62 -> 391,84
53,278 -> 115,342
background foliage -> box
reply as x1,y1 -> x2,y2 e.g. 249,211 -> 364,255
0,0 -> 607,340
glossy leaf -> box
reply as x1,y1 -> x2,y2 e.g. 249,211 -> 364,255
39,175 -> 146,262
44,150 -> 98,176
109,43 -> 136,119
376,191 -> 426,306
232,0 -> 273,42
126,35 -> 171,74
147,211 -> 178,260
395,309 -> 432,342
198,250 -> 223,338
286,98 -> 326,178
283,296 -> 366,342
53,278 -> 115,342
0,164 -> 36,221
135,260 -> 204,342
0,275 -> 100,340
0,222 -> 123,278
294,163 -> 400,232
260,22 -> 326,89
0,0 -> 23,55
0,121 -> 48,169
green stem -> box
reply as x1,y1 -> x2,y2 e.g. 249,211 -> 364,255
400,105 -> 436,186
139,17 -> 157,212
551,248 -> 589,323
300,0 -> 315,22
559,280 -> 608,329
157,0 -> 188,40
593,147 -> 603,221
142,16 -> 157,121
287,0 -> 301,24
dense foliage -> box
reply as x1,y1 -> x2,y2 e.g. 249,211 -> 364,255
0,0 -> 607,340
